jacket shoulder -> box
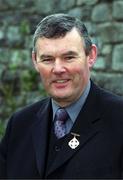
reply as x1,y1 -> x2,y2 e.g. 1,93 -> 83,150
8,97 -> 51,127
15,97 -> 50,115
93,83 -> 123,120
91,82 -> 123,105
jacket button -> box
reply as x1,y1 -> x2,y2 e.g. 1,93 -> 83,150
55,145 -> 60,151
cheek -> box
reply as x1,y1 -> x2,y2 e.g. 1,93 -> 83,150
70,64 -> 85,77
71,64 -> 89,83
38,67 -> 50,83
37,65 -> 48,76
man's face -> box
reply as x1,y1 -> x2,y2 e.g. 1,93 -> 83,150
33,28 -> 97,107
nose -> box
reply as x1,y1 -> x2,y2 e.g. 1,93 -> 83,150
52,59 -> 66,74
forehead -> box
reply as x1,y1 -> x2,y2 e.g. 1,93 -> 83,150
35,28 -> 85,55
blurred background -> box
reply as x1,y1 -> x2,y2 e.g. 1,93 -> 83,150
0,0 -> 123,138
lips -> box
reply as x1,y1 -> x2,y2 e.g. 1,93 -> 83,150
52,79 -> 70,88
54,79 -> 69,83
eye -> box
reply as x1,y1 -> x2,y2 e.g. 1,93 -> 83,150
39,58 -> 54,64
43,58 -> 52,62
64,56 -> 75,61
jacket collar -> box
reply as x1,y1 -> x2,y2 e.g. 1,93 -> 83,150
31,98 -> 52,177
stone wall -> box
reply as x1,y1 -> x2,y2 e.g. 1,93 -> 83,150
0,0 -> 123,124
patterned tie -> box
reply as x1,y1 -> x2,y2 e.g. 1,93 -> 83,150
54,108 -> 69,139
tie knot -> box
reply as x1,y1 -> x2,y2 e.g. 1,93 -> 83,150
55,108 -> 68,123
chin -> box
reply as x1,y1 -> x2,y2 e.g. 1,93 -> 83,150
49,88 -> 74,99
53,94 -> 68,99
54,92 -> 75,102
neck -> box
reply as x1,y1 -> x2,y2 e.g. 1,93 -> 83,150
52,93 -> 84,107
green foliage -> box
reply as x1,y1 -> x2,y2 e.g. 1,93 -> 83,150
20,20 -> 30,35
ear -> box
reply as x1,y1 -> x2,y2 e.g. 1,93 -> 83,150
32,51 -> 39,72
87,44 -> 97,69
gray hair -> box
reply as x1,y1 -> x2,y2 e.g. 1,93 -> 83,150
33,13 -> 92,55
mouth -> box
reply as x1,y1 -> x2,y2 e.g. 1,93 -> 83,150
52,79 -> 70,88
54,79 -> 69,83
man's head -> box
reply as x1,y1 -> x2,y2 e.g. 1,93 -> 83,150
33,13 -> 92,56
32,13 -> 97,107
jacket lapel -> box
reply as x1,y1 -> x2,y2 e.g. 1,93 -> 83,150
47,82 -> 103,176
31,98 -> 52,177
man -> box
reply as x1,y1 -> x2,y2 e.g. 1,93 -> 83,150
0,13 -> 123,179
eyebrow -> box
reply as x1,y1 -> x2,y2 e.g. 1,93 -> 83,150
61,51 -> 78,57
39,51 -> 79,59
40,54 -> 53,59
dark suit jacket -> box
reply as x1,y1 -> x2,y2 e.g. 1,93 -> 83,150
1,82 -> 123,179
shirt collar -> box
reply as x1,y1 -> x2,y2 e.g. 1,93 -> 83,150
52,80 -> 91,123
